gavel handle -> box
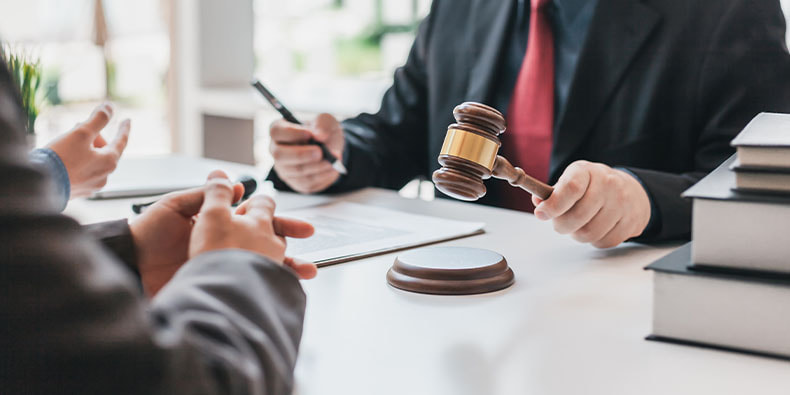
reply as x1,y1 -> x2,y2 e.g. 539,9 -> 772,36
492,156 -> 554,200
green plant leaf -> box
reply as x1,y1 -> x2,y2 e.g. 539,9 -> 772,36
2,45 -> 43,134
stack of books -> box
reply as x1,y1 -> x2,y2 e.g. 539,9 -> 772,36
731,113 -> 790,194
645,113 -> 790,360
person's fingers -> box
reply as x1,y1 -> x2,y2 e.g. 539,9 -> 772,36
551,182 -> 605,235
312,113 -> 338,141
570,204 -> 620,244
234,200 -> 247,215
271,143 -> 323,166
204,170 -> 241,204
284,256 -> 318,279
534,161 -> 591,220
159,186 -> 207,217
85,175 -> 109,189
80,102 -> 114,135
209,171 -> 243,202
201,177 -> 235,214
274,161 -> 334,179
105,119 -> 131,157
553,201 -> 603,235
270,120 -> 314,143
93,134 -> 108,148
273,217 -> 314,238
239,195 -> 276,221
232,183 -> 244,204
207,169 -> 230,179
591,220 -> 632,249
532,195 -> 543,207
160,174 -> 243,218
286,168 -> 339,193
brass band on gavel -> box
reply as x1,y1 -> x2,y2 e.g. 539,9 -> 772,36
433,102 -> 554,202
439,127 -> 500,171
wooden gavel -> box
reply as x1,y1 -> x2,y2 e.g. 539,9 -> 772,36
432,102 -> 554,202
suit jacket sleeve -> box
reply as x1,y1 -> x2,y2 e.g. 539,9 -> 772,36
625,0 -> 790,241
0,65 -> 305,395
267,0 -> 439,193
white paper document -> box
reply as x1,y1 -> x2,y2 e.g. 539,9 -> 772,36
281,202 -> 485,266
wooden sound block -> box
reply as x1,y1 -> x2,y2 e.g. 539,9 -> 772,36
386,247 -> 515,295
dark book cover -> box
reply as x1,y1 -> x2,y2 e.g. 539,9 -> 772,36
644,243 -> 790,362
727,163 -> 790,195
681,155 -> 790,205
730,162 -> 790,174
644,335 -> 790,362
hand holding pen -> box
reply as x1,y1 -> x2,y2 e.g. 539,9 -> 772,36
252,80 -> 348,194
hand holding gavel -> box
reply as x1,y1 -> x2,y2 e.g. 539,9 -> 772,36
432,102 -> 553,202
434,102 -> 654,249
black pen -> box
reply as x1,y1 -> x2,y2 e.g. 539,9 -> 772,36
251,79 -> 348,175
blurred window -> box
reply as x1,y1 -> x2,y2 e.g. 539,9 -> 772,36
0,0 -> 170,155
253,0 -> 432,118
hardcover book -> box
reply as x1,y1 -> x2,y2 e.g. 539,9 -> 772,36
646,243 -> 790,361
730,112 -> 790,169
730,161 -> 790,194
682,155 -> 790,273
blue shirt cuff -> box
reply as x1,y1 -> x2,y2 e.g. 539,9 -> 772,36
29,148 -> 70,211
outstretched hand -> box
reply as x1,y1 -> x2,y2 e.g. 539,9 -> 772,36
46,103 -> 130,198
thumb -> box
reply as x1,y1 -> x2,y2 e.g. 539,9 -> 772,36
200,171 -> 236,213
159,186 -> 206,218
312,113 -> 339,142
284,256 -> 318,279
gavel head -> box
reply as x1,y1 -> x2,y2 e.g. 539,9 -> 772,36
432,102 -> 506,201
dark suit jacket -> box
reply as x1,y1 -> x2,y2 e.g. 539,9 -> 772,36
268,0 -> 790,241
0,63 -> 305,394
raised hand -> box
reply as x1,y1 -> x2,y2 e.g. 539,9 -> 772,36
46,103 -> 130,198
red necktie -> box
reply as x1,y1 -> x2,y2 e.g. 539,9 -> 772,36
499,0 -> 555,212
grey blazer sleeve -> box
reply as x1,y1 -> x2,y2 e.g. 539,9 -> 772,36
0,62 -> 306,395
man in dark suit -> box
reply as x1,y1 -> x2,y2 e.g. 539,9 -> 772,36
266,0 -> 790,247
0,57 -> 317,394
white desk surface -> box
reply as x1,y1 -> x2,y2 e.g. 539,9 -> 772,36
66,186 -> 790,395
